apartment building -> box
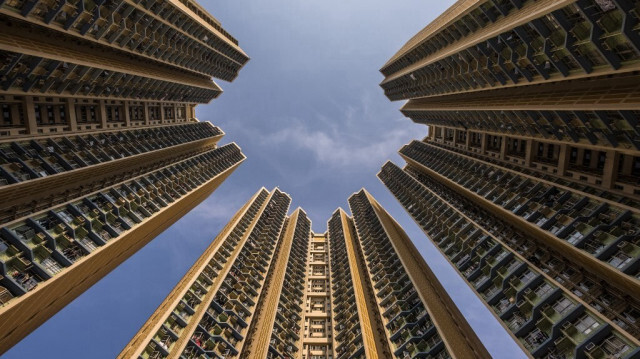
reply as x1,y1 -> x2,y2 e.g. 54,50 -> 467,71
380,1 -> 640,357
0,0 -> 247,353
121,188 -> 489,359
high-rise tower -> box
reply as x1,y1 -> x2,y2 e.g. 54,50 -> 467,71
0,0 -> 247,353
121,188 -> 490,359
379,1 -> 640,358
119,187 -> 291,359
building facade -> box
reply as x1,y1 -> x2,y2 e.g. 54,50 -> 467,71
379,0 -> 640,358
0,0 -> 247,354
121,187 -> 490,359
0,0 -> 248,138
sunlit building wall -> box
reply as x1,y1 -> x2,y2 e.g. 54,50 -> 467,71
0,0 -> 248,353
122,188 -> 490,359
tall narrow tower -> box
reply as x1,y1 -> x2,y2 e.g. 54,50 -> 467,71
119,188 -> 292,359
380,0 -> 640,357
121,188 -> 490,359
347,189 -> 489,359
0,0 -> 248,353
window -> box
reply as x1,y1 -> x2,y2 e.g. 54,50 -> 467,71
58,105 -> 66,123
46,105 -> 54,124
597,151 -> 606,170
598,292 -> 616,306
632,156 -> 640,177
570,147 -> 578,164
608,250 -> 631,268
519,270 -> 536,283
2,105 -> 10,125
574,314 -> 599,335
34,104 -> 42,124
602,335 -> 630,356
552,297 -> 574,315
578,279 -> 595,292
583,149 -> 592,167
622,306 -> 639,324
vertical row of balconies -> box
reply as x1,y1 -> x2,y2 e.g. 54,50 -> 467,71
348,192 -> 447,359
0,122 -> 224,225
328,212 -> 365,359
0,0 -> 248,80
0,48 -> 219,104
0,143 -> 244,312
426,136 -> 640,208
382,0 -> 640,101
300,233 -> 332,359
402,164 -> 640,340
175,0 -> 238,45
268,214 -> 310,358
0,122 -> 221,188
381,0 -> 534,77
180,190 -> 290,359
138,189 -> 269,359
379,161 -> 639,358
399,140 -> 640,279
410,107 -> 640,151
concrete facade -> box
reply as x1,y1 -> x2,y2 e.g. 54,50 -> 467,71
121,188 -> 490,359
380,1 -> 640,358
0,0 -> 247,353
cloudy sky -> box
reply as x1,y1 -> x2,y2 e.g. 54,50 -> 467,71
5,1 -> 526,358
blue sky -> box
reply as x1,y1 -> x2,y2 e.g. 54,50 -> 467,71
4,1 -> 526,358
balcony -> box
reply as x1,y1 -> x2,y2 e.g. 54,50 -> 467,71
553,314 -> 603,357
392,318 -> 434,351
581,231 -> 617,256
0,285 -> 13,306
521,328 -> 550,351
606,242 -> 639,270
584,333 -> 636,359
140,341 -> 166,359
403,334 -> 442,359
2,242 -> 41,293
506,310 -> 529,331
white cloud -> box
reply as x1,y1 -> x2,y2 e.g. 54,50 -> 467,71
263,119 -> 414,171
254,91 -> 418,173
191,187 -> 253,220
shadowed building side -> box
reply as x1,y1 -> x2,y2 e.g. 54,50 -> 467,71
349,189 -> 491,359
328,208 -> 392,359
380,1 -> 640,357
255,208 -> 310,358
239,208 -> 309,358
379,161 -> 640,358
